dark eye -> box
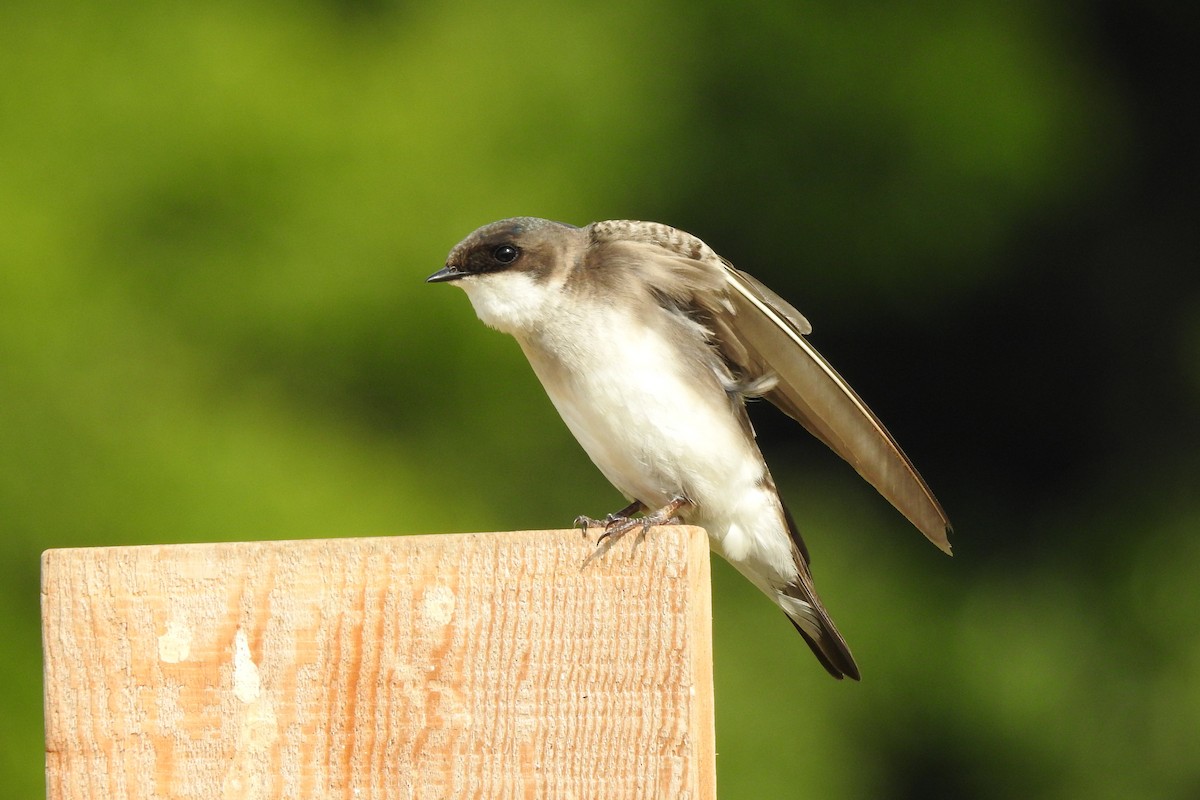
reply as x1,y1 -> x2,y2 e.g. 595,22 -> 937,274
492,244 -> 519,264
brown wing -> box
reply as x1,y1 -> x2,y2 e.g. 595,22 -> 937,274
720,264 -> 953,553
586,220 -> 952,553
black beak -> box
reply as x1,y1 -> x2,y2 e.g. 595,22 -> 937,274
426,265 -> 468,283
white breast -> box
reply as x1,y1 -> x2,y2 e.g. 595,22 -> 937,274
455,270 -> 799,587
519,305 -> 799,585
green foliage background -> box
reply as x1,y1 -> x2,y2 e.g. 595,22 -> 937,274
3,1 -> 1198,797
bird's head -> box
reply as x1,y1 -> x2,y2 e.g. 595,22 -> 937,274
427,217 -> 583,334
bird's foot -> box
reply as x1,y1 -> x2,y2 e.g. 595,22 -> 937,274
581,497 -> 690,567
574,500 -> 644,537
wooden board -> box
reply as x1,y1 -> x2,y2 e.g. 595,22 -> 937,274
42,527 -> 715,799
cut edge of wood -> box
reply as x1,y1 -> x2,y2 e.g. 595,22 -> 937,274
682,524 -> 717,797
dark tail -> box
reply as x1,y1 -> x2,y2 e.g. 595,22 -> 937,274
787,614 -> 860,680
781,502 -> 861,680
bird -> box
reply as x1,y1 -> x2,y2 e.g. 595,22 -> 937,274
427,217 -> 952,680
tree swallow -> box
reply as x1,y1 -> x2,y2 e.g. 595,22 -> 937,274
427,217 -> 952,680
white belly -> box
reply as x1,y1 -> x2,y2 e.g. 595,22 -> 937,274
517,309 -> 798,585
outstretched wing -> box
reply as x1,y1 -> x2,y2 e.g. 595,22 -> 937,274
719,264 -> 953,553
586,219 -> 952,553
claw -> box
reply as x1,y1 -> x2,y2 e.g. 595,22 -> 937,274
575,515 -> 604,535
595,516 -> 641,545
580,497 -> 692,567
573,500 -> 644,537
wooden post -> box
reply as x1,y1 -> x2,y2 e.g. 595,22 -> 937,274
42,527 -> 716,799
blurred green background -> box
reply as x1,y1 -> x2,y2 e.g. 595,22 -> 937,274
3,0 -> 1198,797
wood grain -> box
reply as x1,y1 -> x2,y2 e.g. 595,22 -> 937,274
42,528 -> 715,799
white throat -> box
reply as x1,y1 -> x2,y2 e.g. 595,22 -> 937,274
458,271 -> 561,335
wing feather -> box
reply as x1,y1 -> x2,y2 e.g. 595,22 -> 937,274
721,265 -> 953,553
586,219 -> 952,553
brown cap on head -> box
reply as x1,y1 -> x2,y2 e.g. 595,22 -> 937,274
427,218 -> 580,284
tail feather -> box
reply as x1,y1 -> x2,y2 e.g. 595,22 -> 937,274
787,616 -> 860,681
779,500 -> 861,680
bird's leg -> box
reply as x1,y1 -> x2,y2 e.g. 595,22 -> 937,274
574,500 -> 644,536
581,496 -> 693,567
599,496 -> 691,543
